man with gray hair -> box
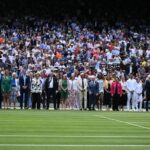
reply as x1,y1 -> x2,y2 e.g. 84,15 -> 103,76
19,70 -> 31,109
45,71 -> 58,110
77,72 -> 88,110
88,75 -> 99,111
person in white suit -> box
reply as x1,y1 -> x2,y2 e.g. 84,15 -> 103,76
77,73 -> 88,110
134,77 -> 143,111
126,74 -> 137,111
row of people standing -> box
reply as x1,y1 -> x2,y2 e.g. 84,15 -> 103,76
0,69 -> 150,111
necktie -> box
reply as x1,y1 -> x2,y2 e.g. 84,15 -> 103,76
24,76 -> 26,86
82,78 -> 84,89
71,81 -> 73,90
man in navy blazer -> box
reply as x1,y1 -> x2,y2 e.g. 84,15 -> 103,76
88,75 -> 99,111
19,70 -> 31,109
45,72 -> 58,110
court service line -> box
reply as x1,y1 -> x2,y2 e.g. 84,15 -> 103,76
0,135 -> 150,138
0,144 -> 150,147
94,115 -> 150,130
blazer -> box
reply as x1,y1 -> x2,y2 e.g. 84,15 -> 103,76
45,75 -> 58,92
144,80 -> 150,100
111,81 -> 122,96
88,80 -> 99,95
31,78 -> 42,93
126,78 -> 136,92
0,74 -> 3,93
77,77 -> 88,92
19,75 -> 31,91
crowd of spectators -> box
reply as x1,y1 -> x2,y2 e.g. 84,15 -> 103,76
0,0 -> 150,111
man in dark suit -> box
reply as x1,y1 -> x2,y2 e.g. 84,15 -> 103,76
19,71 -> 31,109
144,75 -> 150,112
45,72 -> 58,110
88,75 -> 99,111
0,71 -> 3,109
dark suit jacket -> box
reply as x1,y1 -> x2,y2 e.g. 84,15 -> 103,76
0,74 -> 2,92
88,80 -> 99,95
19,75 -> 31,92
45,75 -> 58,93
144,80 -> 150,100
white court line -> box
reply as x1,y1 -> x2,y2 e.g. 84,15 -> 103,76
94,115 -> 150,130
0,135 -> 150,138
0,144 -> 150,147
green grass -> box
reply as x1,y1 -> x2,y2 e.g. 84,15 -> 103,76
0,110 -> 150,150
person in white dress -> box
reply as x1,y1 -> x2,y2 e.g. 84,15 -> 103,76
68,74 -> 78,109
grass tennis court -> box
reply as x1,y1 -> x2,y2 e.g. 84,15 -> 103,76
0,110 -> 150,150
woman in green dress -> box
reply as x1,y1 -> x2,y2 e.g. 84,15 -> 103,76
59,74 -> 69,109
1,69 -> 11,109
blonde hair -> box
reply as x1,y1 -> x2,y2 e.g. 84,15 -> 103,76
12,72 -> 16,77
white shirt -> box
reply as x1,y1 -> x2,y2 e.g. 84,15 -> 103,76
77,77 -> 88,91
23,76 -> 26,86
138,49 -> 143,56
49,77 -> 54,88
126,78 -> 137,92
135,82 -> 143,94
68,79 -> 78,91
130,48 -> 137,57
97,79 -> 104,93
106,51 -> 112,60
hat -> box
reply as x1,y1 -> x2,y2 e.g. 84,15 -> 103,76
53,67 -> 58,71
90,75 -> 96,79
35,71 -> 40,75
105,49 -> 109,52
80,71 -> 85,75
